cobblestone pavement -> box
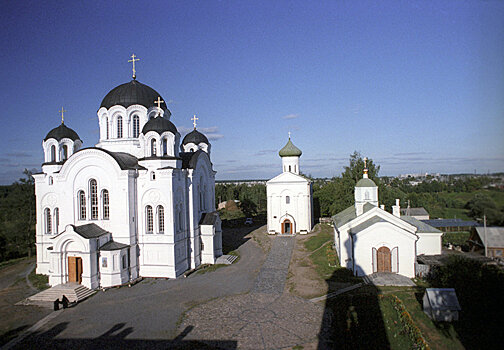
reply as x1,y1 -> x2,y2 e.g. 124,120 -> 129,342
364,272 -> 416,286
180,236 -> 331,349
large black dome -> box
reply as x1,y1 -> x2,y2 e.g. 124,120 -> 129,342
141,117 -> 177,135
44,123 -> 81,141
182,129 -> 209,145
100,80 -> 169,111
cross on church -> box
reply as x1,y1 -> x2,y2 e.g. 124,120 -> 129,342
128,54 -> 140,79
364,157 -> 368,168
288,131 -> 291,139
154,97 -> 164,109
59,107 -> 67,124
192,115 -> 198,129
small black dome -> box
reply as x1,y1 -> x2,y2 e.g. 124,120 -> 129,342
182,129 -> 209,145
141,117 -> 177,135
44,123 -> 81,142
100,80 -> 170,112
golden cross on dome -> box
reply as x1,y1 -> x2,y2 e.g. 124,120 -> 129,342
128,54 -> 140,79
59,107 -> 67,124
364,157 -> 368,168
191,115 -> 198,129
154,97 -> 164,109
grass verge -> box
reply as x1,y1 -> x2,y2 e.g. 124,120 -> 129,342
28,268 -> 49,290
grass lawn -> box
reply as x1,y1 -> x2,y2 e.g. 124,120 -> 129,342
442,232 -> 470,246
28,269 -> 49,290
304,224 -> 333,252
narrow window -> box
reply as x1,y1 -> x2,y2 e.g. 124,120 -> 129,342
178,206 -> 183,231
54,208 -> 59,234
286,196 -> 290,204
122,254 -> 128,269
117,116 -> 123,138
90,179 -> 98,220
50,145 -> 56,162
163,138 -> 168,155
133,115 -> 139,138
157,205 -> 164,233
105,117 -> 109,139
78,190 -> 86,220
102,189 -> 110,220
150,172 -> 156,181
151,139 -> 157,156
146,205 -> 153,233
61,145 -> 68,160
289,165 -> 291,172
48,176 -> 53,185
44,208 -> 52,234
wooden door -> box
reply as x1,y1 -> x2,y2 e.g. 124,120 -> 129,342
68,257 -> 83,283
282,220 -> 291,234
377,247 -> 391,272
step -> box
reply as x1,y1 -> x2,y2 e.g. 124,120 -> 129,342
215,254 -> 238,265
23,283 -> 96,304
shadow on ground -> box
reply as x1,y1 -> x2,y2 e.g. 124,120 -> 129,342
14,323 -> 237,350
221,216 -> 266,254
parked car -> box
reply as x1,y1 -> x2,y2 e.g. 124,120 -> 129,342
244,218 -> 253,226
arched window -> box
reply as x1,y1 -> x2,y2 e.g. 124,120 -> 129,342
178,206 -> 183,231
105,117 -> 109,139
50,145 -> 56,162
78,190 -> 86,220
133,115 -> 140,138
286,196 -> 290,204
157,205 -> 164,233
48,176 -> 53,185
365,191 -> 370,200
146,205 -> 153,233
54,208 -> 59,234
102,189 -> 109,220
151,139 -> 157,156
288,165 -> 291,172
117,116 -> 123,138
61,145 -> 68,161
44,208 -> 52,234
162,138 -> 167,156
150,172 -> 156,181
90,179 -> 98,220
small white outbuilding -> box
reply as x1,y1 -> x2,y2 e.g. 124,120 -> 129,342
423,288 -> 461,322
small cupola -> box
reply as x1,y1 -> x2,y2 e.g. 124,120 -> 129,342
181,115 -> 211,155
43,109 -> 82,164
140,114 -> 179,158
354,157 -> 378,215
279,133 -> 302,174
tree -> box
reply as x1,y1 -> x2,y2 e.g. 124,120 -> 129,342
239,197 -> 257,217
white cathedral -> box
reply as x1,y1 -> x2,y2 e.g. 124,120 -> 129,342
33,69 -> 222,289
267,136 -> 313,234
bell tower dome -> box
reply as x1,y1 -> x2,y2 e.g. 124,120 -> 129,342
279,134 -> 302,174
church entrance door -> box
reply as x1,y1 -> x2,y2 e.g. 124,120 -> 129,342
68,256 -> 83,283
282,219 -> 292,234
377,247 -> 391,272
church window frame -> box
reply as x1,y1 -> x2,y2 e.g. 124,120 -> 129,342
78,190 -> 86,220
54,208 -> 59,234
157,205 -> 165,234
102,189 -> 110,220
61,145 -> 68,161
122,254 -> 128,269
150,139 -> 157,156
288,165 -> 291,172
48,176 -> 53,185
286,196 -> 290,204
150,172 -> 156,181
132,115 -> 140,138
89,179 -> 98,220
44,208 -> 52,234
146,205 -> 154,233
105,116 -> 109,139
117,116 -> 123,138
50,145 -> 56,162
162,138 -> 168,156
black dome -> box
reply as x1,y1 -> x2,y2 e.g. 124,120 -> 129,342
182,129 -> 209,145
44,123 -> 81,142
141,117 -> 177,135
100,80 -> 169,112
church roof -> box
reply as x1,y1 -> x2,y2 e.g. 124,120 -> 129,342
100,79 -> 170,112
180,150 -> 206,169
44,123 -> 81,142
200,211 -> 220,225
279,138 -> 302,157
72,223 -> 110,239
332,203 -> 376,228
100,240 -> 130,251
401,216 -> 442,233
356,177 -> 377,187
349,216 -> 387,234
182,129 -> 209,145
73,148 -> 145,170
141,117 -> 177,135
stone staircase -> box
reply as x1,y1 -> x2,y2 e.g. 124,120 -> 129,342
215,254 -> 238,265
19,283 -> 96,305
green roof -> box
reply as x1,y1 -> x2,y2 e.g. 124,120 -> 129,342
279,138 -> 302,157
356,177 -> 377,187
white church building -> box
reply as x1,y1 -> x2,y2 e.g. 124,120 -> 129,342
333,163 -> 442,278
267,136 -> 313,234
33,67 -> 222,290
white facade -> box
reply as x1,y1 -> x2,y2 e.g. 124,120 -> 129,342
333,171 -> 442,278
33,78 -> 222,289
267,138 -> 313,234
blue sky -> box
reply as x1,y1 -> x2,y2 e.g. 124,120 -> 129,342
0,0 -> 503,184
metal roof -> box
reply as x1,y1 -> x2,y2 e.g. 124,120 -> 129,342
332,205 -> 357,227
100,240 -> 130,251
199,211 -> 220,225
356,178 -> 377,187
401,216 -> 442,233
182,129 -> 209,145
424,288 -> 461,311
100,79 -> 169,111
141,116 -> 177,135
73,148 -> 145,170
73,223 -> 109,239
44,123 -> 81,142
474,227 -> 504,248
349,216 -> 386,234
421,218 -> 481,228
279,138 -> 302,157
400,207 -> 429,216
